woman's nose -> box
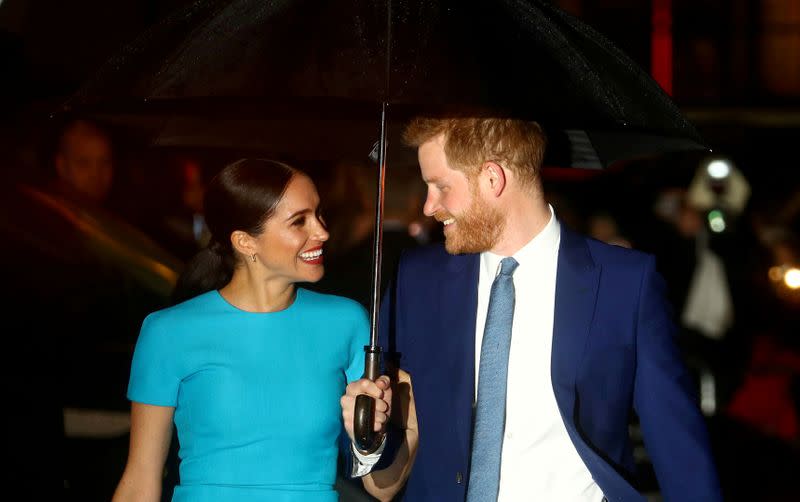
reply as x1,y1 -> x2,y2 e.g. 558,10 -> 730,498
314,220 -> 330,242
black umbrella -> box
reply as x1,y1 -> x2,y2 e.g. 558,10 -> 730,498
65,0 -> 704,166
63,0 -> 707,451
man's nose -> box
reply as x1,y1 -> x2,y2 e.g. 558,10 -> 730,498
423,191 -> 439,217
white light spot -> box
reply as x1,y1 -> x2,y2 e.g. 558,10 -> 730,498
707,160 -> 731,179
784,268 -> 800,289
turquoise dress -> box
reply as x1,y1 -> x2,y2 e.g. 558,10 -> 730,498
128,288 -> 369,502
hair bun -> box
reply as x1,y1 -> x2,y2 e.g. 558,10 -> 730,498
208,240 -> 226,255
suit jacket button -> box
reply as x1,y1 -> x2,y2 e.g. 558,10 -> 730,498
456,472 -> 463,484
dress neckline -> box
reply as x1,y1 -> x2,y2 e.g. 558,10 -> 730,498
213,287 -> 304,315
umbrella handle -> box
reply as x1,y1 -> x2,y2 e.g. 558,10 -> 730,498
353,346 -> 382,453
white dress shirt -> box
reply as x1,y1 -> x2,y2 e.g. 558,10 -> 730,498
351,436 -> 386,477
475,206 -> 604,502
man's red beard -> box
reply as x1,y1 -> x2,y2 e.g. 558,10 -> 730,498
436,188 -> 504,255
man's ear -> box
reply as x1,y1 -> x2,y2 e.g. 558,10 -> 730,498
481,161 -> 506,197
230,230 -> 256,258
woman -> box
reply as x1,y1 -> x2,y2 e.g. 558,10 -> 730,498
113,159 -> 410,502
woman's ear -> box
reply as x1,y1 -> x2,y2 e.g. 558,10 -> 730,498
481,161 -> 507,198
230,230 -> 256,258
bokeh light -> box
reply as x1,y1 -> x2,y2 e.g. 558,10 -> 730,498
707,159 -> 731,179
784,268 -> 800,289
708,209 -> 726,233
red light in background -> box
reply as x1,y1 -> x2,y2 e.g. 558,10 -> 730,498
651,0 -> 673,96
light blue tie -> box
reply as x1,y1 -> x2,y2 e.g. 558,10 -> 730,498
467,257 -> 519,502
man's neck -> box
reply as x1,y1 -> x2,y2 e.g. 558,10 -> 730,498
489,195 -> 551,257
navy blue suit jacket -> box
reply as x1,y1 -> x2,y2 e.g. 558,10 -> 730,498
377,225 -> 721,502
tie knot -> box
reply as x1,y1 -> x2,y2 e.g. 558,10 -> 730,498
499,257 -> 519,276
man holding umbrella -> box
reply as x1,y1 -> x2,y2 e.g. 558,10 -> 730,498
354,116 -> 722,501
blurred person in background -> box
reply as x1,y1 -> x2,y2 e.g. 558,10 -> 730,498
310,160 -> 423,308
53,118 -> 114,204
648,173 -> 800,502
651,187 -> 735,353
113,158 -> 413,502
146,158 -> 212,262
0,114 -> 181,500
587,211 -> 632,248
718,215 -> 800,502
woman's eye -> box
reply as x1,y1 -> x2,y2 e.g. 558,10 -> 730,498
292,217 -> 306,226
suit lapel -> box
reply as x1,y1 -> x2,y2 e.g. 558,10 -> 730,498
438,251 -> 480,462
552,226 -> 600,393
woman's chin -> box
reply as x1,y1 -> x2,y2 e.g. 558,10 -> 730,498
302,268 -> 325,283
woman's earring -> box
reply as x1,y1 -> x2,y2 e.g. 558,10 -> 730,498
251,254 -> 257,263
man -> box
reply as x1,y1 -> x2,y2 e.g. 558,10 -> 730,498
54,118 -> 114,203
360,117 -> 722,501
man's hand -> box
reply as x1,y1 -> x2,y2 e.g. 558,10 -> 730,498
341,375 -> 392,444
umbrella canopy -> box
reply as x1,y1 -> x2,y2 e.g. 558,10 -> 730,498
64,0 -> 706,168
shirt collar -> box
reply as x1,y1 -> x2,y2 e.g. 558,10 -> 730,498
481,204 -> 561,277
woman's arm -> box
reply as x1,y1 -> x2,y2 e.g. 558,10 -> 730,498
112,402 -> 175,502
361,369 -> 419,502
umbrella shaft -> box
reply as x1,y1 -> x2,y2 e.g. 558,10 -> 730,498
369,102 -> 388,349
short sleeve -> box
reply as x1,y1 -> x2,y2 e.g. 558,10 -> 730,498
127,313 -> 181,407
345,303 -> 371,383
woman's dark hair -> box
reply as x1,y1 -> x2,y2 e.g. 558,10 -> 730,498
171,158 -> 297,304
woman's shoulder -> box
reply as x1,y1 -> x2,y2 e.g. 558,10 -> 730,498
143,290 -> 221,329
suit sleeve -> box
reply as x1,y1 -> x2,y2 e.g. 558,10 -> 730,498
632,255 -> 723,502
